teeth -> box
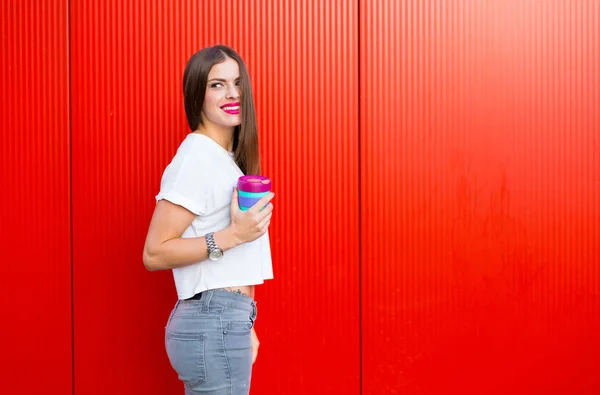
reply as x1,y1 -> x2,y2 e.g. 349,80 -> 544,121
222,106 -> 240,111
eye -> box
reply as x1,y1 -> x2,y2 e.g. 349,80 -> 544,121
210,82 -> 223,88
235,80 -> 241,86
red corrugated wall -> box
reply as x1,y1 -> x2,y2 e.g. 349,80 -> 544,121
0,1 -> 73,394
361,0 -> 600,394
69,0 -> 358,394
2,1 -> 599,394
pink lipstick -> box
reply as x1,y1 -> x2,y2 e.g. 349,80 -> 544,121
221,102 -> 241,115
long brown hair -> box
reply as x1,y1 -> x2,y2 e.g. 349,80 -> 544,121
182,45 -> 260,175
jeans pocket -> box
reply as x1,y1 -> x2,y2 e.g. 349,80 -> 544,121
224,321 -> 252,350
165,332 -> 207,387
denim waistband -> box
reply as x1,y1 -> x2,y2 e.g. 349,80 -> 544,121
194,289 -> 256,316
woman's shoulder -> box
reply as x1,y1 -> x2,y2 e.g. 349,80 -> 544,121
160,143 -> 219,192
175,133 -> 210,154
170,134 -> 218,165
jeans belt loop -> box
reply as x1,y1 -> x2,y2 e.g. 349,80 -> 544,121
201,290 -> 214,313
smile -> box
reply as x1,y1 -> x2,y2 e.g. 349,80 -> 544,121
221,102 -> 241,115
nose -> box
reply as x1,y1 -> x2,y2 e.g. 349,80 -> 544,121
226,84 -> 240,100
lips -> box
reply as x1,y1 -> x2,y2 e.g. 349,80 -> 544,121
220,102 -> 241,115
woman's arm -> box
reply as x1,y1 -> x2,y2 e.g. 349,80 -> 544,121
142,200 -> 235,271
143,189 -> 274,271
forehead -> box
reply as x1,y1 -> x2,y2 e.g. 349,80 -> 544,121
208,57 -> 240,80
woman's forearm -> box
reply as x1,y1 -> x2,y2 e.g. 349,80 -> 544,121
143,227 -> 240,271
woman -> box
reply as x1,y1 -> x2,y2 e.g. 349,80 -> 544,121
143,45 -> 274,394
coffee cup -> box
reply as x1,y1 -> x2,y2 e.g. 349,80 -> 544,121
237,175 -> 272,211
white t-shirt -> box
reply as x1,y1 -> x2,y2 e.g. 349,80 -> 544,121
155,133 -> 274,299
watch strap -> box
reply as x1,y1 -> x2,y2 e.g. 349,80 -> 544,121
205,232 -> 222,258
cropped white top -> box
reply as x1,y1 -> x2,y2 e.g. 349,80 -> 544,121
155,133 -> 273,299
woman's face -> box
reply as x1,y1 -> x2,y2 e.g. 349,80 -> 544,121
201,57 -> 242,129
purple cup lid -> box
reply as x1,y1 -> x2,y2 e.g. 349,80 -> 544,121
237,175 -> 272,193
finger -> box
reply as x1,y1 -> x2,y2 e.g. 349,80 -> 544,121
259,220 -> 271,235
257,213 -> 272,230
249,192 -> 275,213
255,202 -> 274,220
251,346 -> 258,364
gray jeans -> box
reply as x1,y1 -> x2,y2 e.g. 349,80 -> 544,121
165,289 -> 258,394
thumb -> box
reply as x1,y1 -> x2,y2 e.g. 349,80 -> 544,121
230,188 -> 240,213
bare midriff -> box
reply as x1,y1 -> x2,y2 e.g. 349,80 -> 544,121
221,285 -> 255,299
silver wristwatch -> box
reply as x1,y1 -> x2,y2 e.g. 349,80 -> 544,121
205,232 -> 224,261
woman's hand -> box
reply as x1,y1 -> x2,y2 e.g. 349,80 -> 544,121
228,188 -> 274,245
251,327 -> 260,364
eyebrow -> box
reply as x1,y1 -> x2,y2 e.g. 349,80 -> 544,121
208,78 -> 240,83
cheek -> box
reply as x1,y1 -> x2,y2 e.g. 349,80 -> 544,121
202,93 -> 220,115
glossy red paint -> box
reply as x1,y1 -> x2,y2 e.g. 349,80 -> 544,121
0,0 -> 72,394
70,1 -> 359,394
361,1 -> 600,394
3,1 -> 599,394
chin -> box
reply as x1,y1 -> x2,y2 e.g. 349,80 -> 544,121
222,116 -> 242,127
205,113 -> 242,128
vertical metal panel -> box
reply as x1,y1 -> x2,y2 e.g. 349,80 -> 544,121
70,1 -> 359,394
0,1 -> 72,394
361,0 -> 600,394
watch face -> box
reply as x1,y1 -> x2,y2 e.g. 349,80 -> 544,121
209,249 -> 223,261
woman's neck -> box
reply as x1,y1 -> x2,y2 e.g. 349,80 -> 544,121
194,124 -> 235,152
